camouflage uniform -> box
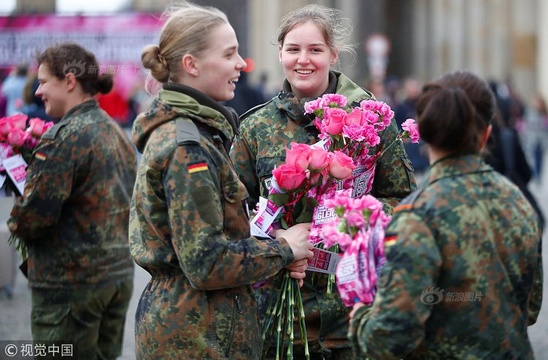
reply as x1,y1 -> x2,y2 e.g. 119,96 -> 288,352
8,100 -> 137,359
230,71 -> 416,358
349,154 -> 543,359
130,83 -> 297,359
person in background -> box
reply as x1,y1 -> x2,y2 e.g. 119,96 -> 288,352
230,4 -> 416,359
8,42 -> 137,360
349,70 -> 543,359
225,69 -> 267,116
1,62 -> 28,116
22,70 -> 54,122
523,93 -> 548,182
129,2 -> 314,358
485,81 -> 545,232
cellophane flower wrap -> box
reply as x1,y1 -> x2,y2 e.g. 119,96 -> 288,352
321,189 -> 391,306
257,94 -> 420,359
0,113 -> 54,259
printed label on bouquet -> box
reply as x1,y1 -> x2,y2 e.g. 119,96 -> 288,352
306,247 -> 341,275
3,154 -> 27,196
351,163 -> 376,198
313,205 -> 336,225
336,252 -> 366,285
250,196 -> 282,238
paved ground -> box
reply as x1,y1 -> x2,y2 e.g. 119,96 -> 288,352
1,158 -> 547,359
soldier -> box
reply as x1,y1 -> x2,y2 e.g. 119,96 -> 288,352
8,42 -> 138,359
229,4 -> 416,359
349,70 -> 543,358
129,2 -> 314,359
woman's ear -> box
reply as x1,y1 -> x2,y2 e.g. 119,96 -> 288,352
330,50 -> 339,66
65,73 -> 78,91
182,54 -> 199,77
479,124 -> 493,150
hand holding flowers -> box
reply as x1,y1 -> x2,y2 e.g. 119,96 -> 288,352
256,93 -> 420,359
0,113 -> 54,260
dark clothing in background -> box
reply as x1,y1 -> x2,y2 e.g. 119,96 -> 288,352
485,122 -> 545,232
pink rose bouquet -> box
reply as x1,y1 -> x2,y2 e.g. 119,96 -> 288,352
259,94 -> 420,358
1,113 -> 54,260
0,114 -> 53,170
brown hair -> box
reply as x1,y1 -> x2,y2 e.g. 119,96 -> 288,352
277,4 -> 355,62
36,42 -> 113,96
141,1 -> 229,83
416,70 -> 495,153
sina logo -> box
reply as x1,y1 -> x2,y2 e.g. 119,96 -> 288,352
420,287 -> 444,305
63,60 -> 86,77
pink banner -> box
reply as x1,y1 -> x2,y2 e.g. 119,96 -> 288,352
0,13 -> 162,68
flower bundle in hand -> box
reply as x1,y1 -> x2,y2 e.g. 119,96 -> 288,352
0,114 -> 53,165
321,189 -> 391,306
256,94 -> 420,359
0,113 -> 54,260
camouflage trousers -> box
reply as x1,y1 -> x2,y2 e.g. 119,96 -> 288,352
31,279 -> 133,360
264,345 -> 359,360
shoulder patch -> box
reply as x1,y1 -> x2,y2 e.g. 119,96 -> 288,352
35,152 -> 47,161
384,233 -> 397,247
176,118 -> 200,146
41,122 -> 67,140
187,161 -> 208,174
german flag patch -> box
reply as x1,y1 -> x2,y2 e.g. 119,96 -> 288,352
188,161 -> 208,174
35,152 -> 47,161
384,233 -> 397,247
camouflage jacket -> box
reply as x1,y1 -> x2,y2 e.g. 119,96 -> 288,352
8,100 -> 137,289
130,83 -> 296,359
230,71 -> 417,352
350,154 -> 543,359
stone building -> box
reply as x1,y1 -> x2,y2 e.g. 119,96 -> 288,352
11,0 -> 548,101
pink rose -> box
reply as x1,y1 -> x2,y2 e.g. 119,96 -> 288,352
28,118 -> 48,137
344,108 -> 364,126
308,147 -> 329,172
323,108 -> 346,135
285,142 -> 312,171
8,113 -> 28,130
0,117 -> 14,141
272,163 -> 307,191
328,151 -> 356,180
7,127 -> 27,148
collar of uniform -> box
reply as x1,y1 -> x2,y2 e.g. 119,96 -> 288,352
425,153 -> 492,186
60,99 -> 98,122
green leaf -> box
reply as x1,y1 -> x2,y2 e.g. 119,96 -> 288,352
269,193 -> 290,207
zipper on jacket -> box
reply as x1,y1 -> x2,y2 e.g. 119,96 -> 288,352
234,295 -> 242,314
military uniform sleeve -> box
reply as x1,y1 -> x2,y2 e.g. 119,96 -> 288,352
230,127 -> 261,210
372,119 -> 417,212
8,140 -> 75,243
169,144 -> 293,290
351,210 -> 442,359
528,238 -> 543,325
